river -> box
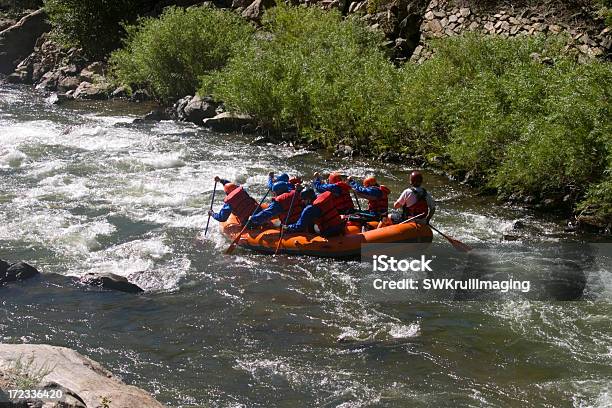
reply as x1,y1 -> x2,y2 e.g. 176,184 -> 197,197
1,84 -> 610,407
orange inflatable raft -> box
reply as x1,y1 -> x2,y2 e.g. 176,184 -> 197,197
220,213 -> 433,258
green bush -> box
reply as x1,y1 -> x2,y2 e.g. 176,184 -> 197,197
44,0 -> 149,58
396,34 -> 612,211
201,5 -> 398,147
110,6 -> 253,102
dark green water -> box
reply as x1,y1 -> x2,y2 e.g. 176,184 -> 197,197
0,84 -> 610,407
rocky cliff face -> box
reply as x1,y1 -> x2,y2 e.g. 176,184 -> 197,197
0,8 -> 50,74
412,0 -> 611,63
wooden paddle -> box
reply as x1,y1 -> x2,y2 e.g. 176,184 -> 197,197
225,187 -> 272,255
204,180 -> 218,236
275,188 -> 299,255
429,224 -> 473,253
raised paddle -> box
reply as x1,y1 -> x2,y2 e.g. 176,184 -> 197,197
204,180 -> 218,236
275,188 -> 299,255
225,187 -> 272,255
429,224 -> 473,253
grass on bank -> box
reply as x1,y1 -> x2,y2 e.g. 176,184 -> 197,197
108,4 -> 611,220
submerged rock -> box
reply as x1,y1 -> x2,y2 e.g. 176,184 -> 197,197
80,272 -> 144,293
0,344 -> 164,407
0,261 -> 40,286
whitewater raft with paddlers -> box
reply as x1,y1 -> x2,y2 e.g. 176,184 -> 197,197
219,213 -> 433,258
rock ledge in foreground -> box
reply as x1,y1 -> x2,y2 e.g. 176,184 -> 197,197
0,343 -> 164,407
79,272 -> 144,293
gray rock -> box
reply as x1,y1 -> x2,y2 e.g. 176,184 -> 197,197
130,89 -> 151,102
111,85 -> 129,98
202,112 -> 255,133
183,94 -> 218,125
0,344 -> 164,407
0,259 -> 9,275
80,272 -> 144,293
0,9 -> 51,74
73,81 -> 110,100
0,261 -> 40,285
242,0 -> 275,21
57,75 -> 81,92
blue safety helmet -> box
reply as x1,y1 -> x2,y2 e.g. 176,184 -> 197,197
272,181 -> 289,195
277,173 -> 289,183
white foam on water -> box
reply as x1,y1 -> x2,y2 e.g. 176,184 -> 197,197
0,148 -> 27,168
388,322 -> 420,339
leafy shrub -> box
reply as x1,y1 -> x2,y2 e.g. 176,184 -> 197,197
110,6 -> 253,102
202,5 -> 398,147
397,33 -> 612,212
44,0 -> 150,58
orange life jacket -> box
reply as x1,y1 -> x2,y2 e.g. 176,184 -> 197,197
313,191 -> 343,233
333,182 -> 354,213
273,190 -> 303,224
367,185 -> 390,214
402,187 -> 429,219
224,186 -> 259,225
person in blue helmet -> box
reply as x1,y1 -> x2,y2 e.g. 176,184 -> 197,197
267,172 -> 302,191
250,181 -> 303,226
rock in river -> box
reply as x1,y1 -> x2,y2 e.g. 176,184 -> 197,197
0,344 -> 164,407
0,260 -> 40,286
80,272 -> 144,293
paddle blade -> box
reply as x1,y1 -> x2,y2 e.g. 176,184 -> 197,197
447,237 -> 472,253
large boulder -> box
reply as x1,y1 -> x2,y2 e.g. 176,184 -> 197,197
80,272 -> 144,293
183,94 -> 218,125
0,9 -> 51,74
0,261 -> 40,286
202,112 -> 255,133
73,81 -> 111,100
0,344 -> 164,408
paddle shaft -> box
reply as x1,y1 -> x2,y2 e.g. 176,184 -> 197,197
399,213 -> 426,224
352,190 -> 362,211
225,187 -> 272,254
204,180 -> 218,236
275,188 -> 298,255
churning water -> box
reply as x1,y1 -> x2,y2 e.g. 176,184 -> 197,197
1,84 -> 610,407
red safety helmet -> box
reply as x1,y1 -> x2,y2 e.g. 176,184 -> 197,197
328,172 -> 342,184
224,183 -> 238,194
363,176 -> 378,187
410,171 -> 423,187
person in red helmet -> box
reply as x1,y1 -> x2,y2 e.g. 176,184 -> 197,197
393,171 -> 436,224
347,175 -> 391,219
208,176 -> 262,226
312,171 -> 355,214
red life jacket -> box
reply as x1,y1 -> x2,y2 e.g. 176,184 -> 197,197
224,186 -> 259,225
367,185 -> 390,214
313,191 -> 343,233
273,190 -> 303,224
333,182 -> 354,213
402,187 -> 429,219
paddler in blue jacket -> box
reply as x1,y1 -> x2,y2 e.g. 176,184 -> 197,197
283,188 -> 344,237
